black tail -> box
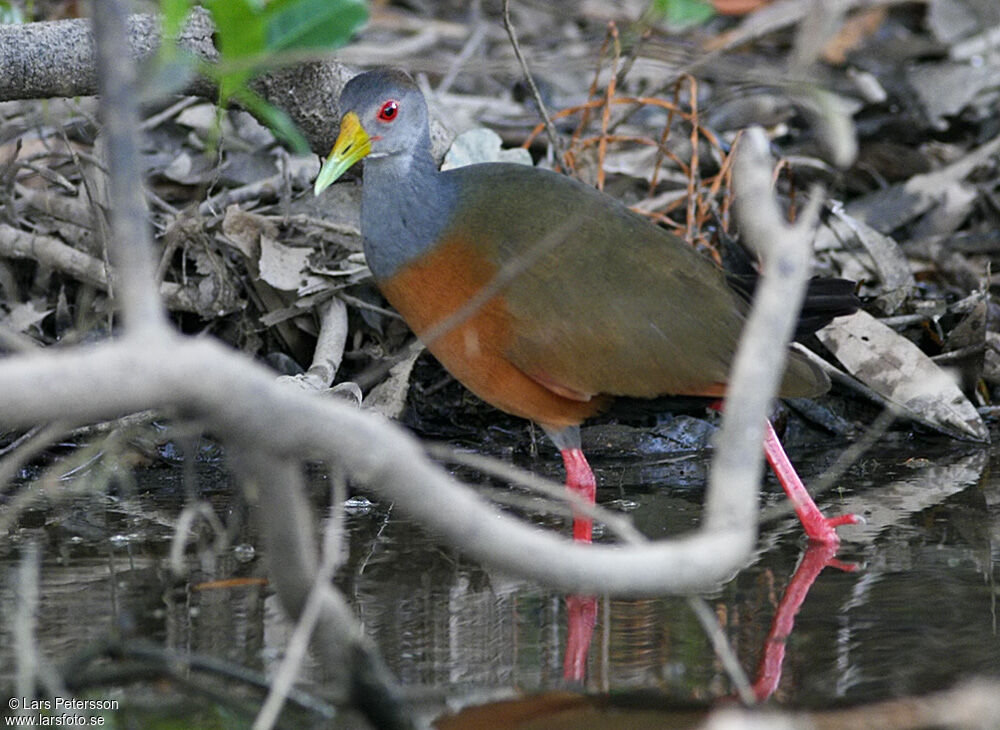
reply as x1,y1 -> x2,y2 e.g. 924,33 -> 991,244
795,276 -> 859,339
726,273 -> 859,340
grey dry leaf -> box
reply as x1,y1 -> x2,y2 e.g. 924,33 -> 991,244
599,145 -> 670,184
363,348 -> 422,420
906,61 -> 1000,126
846,133 -> 1000,234
1,301 -> 51,333
162,150 -> 218,185
942,296 -> 988,394
983,332 -> 1000,387
928,0 -> 997,44
175,102 -> 223,133
815,310 -> 988,442
912,182 -> 979,241
220,205 -> 276,261
441,128 -> 532,170
258,235 -> 326,294
816,205 -> 916,314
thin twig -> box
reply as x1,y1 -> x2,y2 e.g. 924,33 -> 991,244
62,639 -> 336,720
253,503 -> 345,730
686,596 -> 756,705
14,541 -> 40,702
595,23 -> 621,192
91,0 -> 168,335
0,421 -> 70,493
436,19 -> 487,95
168,501 -> 229,576
501,0 -> 568,166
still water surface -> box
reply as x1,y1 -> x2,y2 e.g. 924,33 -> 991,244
0,438 -> 997,724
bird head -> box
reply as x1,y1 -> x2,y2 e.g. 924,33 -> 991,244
314,69 -> 429,195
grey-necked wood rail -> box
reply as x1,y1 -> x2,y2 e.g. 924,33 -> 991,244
314,69 -> 860,544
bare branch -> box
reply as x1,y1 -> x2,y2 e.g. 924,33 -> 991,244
501,0 -> 566,163
0,11 -> 453,161
0,336 -> 762,596
91,0 -> 169,334
0,224 -> 234,314
704,128 -> 821,536
275,297 -> 349,393
0,131 -> 822,600
0,11 -> 216,101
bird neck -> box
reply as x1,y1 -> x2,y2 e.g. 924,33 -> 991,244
360,142 -> 457,282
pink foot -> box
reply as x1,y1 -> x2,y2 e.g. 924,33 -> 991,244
797,512 -> 864,545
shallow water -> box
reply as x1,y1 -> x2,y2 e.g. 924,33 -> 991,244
1,437 -> 998,726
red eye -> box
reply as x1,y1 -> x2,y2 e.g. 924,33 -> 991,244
377,100 -> 399,122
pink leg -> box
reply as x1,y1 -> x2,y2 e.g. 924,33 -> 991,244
763,419 -> 860,544
559,448 -> 596,543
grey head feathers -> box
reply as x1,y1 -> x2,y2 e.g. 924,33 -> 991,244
338,69 -> 458,281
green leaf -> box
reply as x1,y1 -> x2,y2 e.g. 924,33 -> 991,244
160,0 -> 193,40
202,0 -> 268,103
234,88 -> 310,154
194,0 -> 368,148
649,0 -> 715,27
204,0 -> 268,62
264,0 -> 368,52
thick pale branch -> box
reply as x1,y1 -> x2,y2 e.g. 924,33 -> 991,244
0,134 -> 817,600
0,9 -> 345,151
0,2 -> 833,719
707,128 -> 821,533
275,297 -> 349,393
0,12 -> 451,160
0,12 -> 216,101
0,224 -> 107,288
0,335 -> 751,597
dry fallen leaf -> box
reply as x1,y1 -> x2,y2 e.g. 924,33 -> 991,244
822,7 -> 887,65
258,235 -> 325,293
220,205 -> 276,261
1,301 -> 51,333
816,205 -> 916,314
442,128 -> 532,170
816,310 -> 988,442
711,0 -> 773,15
363,348 -> 422,420
847,134 -> 1000,233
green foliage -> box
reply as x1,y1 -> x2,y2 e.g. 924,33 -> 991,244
160,0 -> 193,40
649,0 -> 715,28
266,0 -> 368,53
0,0 -> 24,23
157,0 -> 368,152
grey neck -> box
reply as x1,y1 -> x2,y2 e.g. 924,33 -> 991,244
360,140 -> 457,282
